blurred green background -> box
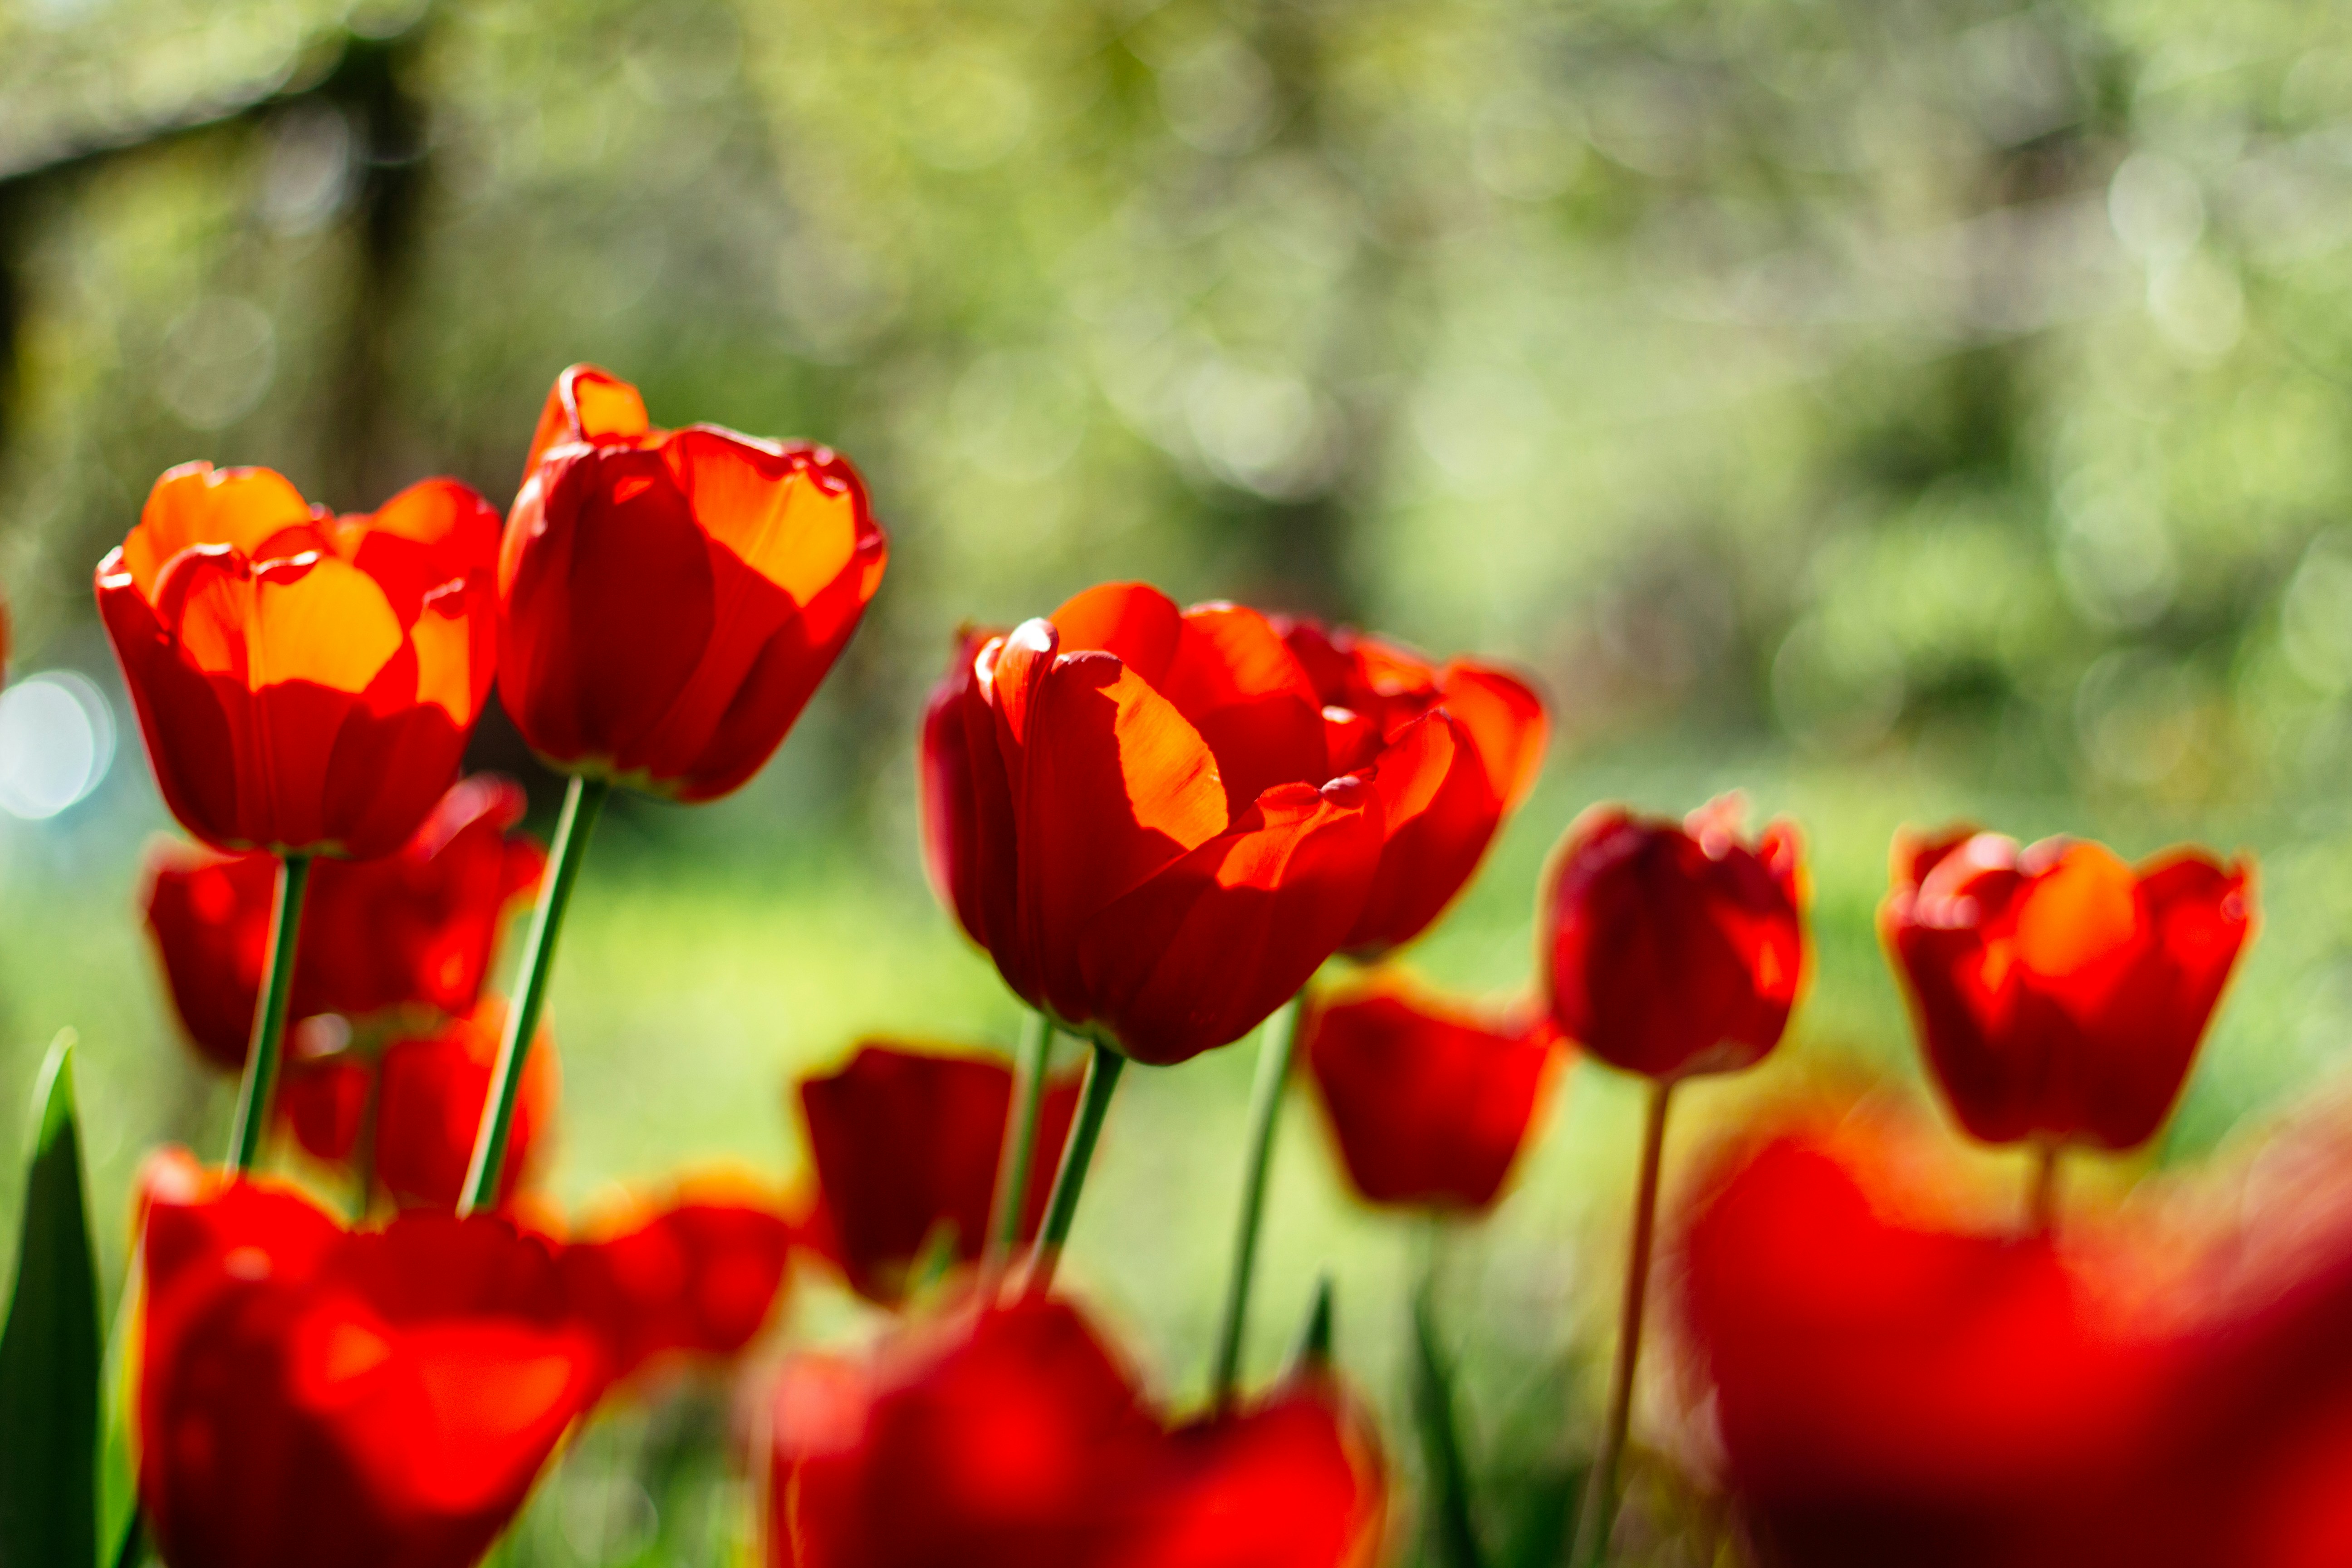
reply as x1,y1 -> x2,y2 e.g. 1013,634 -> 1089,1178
4,0 -> 2352,1561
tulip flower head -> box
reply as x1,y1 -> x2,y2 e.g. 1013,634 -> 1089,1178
498,364 -> 888,801
797,1041 -> 1081,1304
1882,828 -> 2254,1151
98,464 -> 501,857
1540,797 -> 1806,1082
560,1185 -> 795,1383
136,1152 -> 604,1568
1303,981 -> 1561,1212
767,1296 -> 1385,1568
921,583 -> 1504,1065
1276,620 -> 1547,956
143,774 -> 544,1071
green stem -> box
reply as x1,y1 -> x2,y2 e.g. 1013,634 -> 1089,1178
1573,1078 -> 1673,1568
460,774 -> 608,1215
986,1011 -> 1054,1271
1022,1040 -> 1125,1296
1208,996 -> 1300,1411
2029,1137 -> 2062,1238
111,1506 -> 144,1568
225,852 -> 311,1172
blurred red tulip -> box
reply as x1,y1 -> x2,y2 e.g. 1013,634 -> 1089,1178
1539,797 -> 1805,1081
143,775 -> 544,1071
136,1150 -> 603,1568
277,1001 -> 557,1211
1683,1121 -> 2352,1568
1302,981 -> 1561,1212
1882,828 -> 2254,1150
767,1297 -> 1383,1568
560,1182 -> 794,1382
1278,620 -> 1546,956
796,1041 -> 1082,1304
919,583 -> 1399,1064
98,464 -> 500,856
498,363 -> 887,801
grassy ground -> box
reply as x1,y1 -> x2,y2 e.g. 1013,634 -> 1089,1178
5,725 -> 2350,1564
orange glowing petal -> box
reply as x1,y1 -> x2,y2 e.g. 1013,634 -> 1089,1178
2012,842 -> 2142,981
524,364 -> 653,477
176,555 -> 403,695
674,437 -> 860,607
1093,661 -> 1229,848
408,592 -> 480,720
127,464 -> 315,601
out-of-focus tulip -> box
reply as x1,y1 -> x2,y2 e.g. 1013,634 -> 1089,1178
1539,797 -> 1805,1081
1882,828 -> 2254,1150
1278,621 -> 1547,956
1301,981 -> 1560,1212
561,1183 -> 794,1382
767,1297 -> 1384,1568
277,1001 -> 557,1211
920,583 -> 1404,1065
1682,1120 -> 2352,1568
98,464 -> 500,856
497,364 -> 887,801
143,775 -> 544,1070
135,1150 -> 603,1568
796,1042 -> 1081,1304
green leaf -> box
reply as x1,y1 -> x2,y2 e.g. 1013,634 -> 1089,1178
1410,1275 -> 1487,1568
1285,1272 -> 1334,1378
0,1033 -> 102,1568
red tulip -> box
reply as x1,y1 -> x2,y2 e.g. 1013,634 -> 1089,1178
136,1150 -> 604,1568
919,583 -> 1402,1064
796,1042 -> 1082,1304
1682,1119 -> 2352,1568
143,775 -> 544,1071
497,364 -> 888,801
1882,828 -> 2254,1150
1539,797 -> 1805,1081
560,1182 -> 794,1382
1301,981 -> 1561,1212
1278,620 -> 1547,955
277,1001 -> 558,1211
767,1297 -> 1384,1568
98,465 -> 500,856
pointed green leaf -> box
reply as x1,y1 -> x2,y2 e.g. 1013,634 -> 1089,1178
1286,1272 -> 1335,1378
0,1034 -> 102,1568
1410,1276 -> 1487,1568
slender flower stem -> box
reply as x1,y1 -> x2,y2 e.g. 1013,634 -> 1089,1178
1023,1040 -> 1125,1296
1208,996 -> 1301,1411
111,1506 -> 144,1568
985,1011 -> 1054,1279
225,853 -> 311,1173
350,1050 -> 384,1224
2028,1137 -> 2063,1238
1573,1078 -> 1674,1568
460,774 -> 608,1216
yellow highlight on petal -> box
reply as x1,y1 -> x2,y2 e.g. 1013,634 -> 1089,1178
2014,843 -> 2141,981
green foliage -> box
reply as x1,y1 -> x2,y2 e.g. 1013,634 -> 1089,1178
0,1035 -> 101,1568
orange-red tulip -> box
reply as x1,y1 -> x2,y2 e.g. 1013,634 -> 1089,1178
136,1152 -> 603,1568
143,775 -> 543,1071
920,583 -> 1404,1065
767,1297 -> 1383,1568
796,1042 -> 1081,1304
277,1001 -> 558,1211
1278,620 -> 1546,955
98,465 -> 500,856
1540,797 -> 1805,1081
1302,981 -> 1560,1212
497,364 -> 887,801
1882,828 -> 2254,1150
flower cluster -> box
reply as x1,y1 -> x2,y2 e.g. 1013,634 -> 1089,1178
1,357 -> 2287,1568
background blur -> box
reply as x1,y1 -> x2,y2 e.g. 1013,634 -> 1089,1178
4,0 -> 2352,1560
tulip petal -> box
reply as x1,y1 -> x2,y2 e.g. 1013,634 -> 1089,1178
1077,779 -> 1382,1064
1345,708 -> 1499,955
1436,660 -> 1548,810
123,463 -> 315,602
522,363 -> 652,480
